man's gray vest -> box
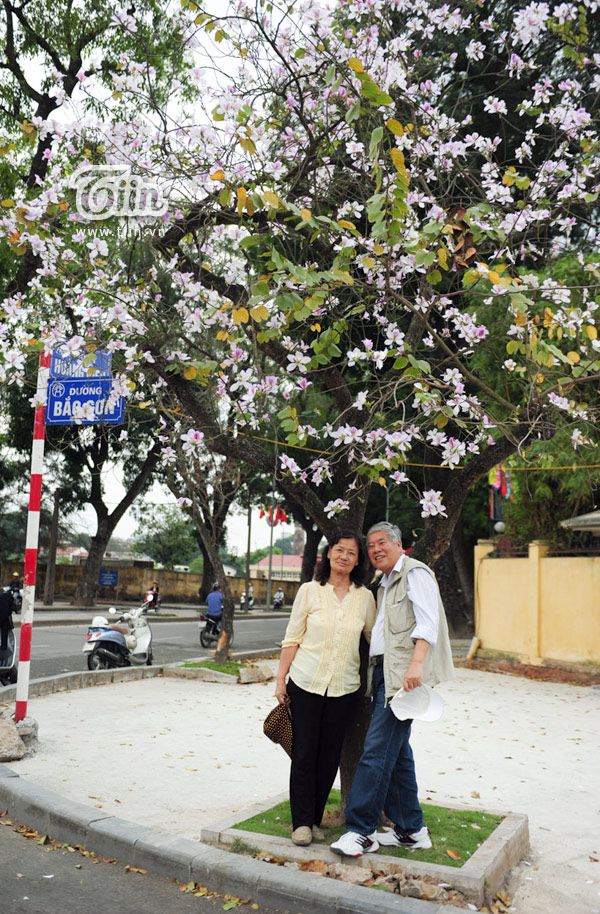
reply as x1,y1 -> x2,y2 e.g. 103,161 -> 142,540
372,555 -> 455,699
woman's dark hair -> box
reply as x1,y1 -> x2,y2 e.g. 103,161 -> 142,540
314,529 -> 371,587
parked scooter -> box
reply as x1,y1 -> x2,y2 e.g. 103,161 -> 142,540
83,604 -> 153,670
0,630 -> 17,685
0,587 -> 20,685
198,614 -> 234,648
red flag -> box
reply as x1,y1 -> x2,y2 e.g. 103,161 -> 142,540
280,508 -> 287,523
259,505 -> 265,519
274,504 -> 282,524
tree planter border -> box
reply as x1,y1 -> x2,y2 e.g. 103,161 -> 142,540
201,796 -> 529,908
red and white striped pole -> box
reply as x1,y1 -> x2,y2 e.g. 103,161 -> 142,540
14,350 -> 50,723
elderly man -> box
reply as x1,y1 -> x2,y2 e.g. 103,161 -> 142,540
330,521 -> 454,857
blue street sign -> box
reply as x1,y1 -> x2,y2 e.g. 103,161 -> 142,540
99,569 -> 119,587
50,347 -> 112,380
46,378 -> 124,425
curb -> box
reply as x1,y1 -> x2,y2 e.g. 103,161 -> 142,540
0,763 -> 466,914
0,652 -> 282,703
202,802 -> 529,908
14,611 -> 275,629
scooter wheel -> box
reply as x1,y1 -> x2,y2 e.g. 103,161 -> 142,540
87,649 -> 112,671
200,628 -> 211,649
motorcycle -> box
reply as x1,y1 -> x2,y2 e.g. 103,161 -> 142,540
143,589 -> 161,612
239,591 -> 254,611
0,630 -> 17,686
199,614 -> 234,648
83,604 -> 153,670
273,592 -> 285,610
0,588 -> 20,685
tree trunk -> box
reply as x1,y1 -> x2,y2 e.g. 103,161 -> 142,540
450,521 -> 475,630
73,520 -> 110,606
339,637 -> 371,818
72,439 -> 161,606
411,428 -> 528,566
198,533 -> 235,664
301,526 -> 322,582
199,541 -> 212,602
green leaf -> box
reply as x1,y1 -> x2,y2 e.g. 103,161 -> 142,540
345,100 -> 361,124
238,235 -> 261,249
357,73 -> 393,106
415,250 -> 436,267
369,125 -> 384,161
250,280 -> 269,299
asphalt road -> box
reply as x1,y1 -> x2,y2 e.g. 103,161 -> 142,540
0,815 -> 281,914
22,618 -> 289,679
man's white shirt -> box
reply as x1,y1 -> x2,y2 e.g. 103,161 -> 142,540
369,553 -> 439,657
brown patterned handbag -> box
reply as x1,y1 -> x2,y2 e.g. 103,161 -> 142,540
263,699 -> 293,757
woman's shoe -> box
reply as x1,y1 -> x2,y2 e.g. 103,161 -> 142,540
292,826 -> 313,846
312,826 -> 325,841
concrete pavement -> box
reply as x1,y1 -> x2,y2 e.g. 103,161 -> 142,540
1,661 -> 599,913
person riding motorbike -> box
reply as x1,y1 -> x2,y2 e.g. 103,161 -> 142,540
206,583 -> 223,630
147,580 -> 160,612
273,587 -> 285,609
8,573 -> 22,613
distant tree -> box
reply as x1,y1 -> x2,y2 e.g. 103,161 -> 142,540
503,435 -> 600,548
132,505 -> 199,570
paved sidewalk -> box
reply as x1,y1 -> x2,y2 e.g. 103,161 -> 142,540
1,667 -> 599,913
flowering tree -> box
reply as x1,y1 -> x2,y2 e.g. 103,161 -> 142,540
1,0 -> 600,576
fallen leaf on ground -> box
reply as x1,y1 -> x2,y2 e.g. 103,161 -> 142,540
446,849 -> 461,860
299,859 -> 329,875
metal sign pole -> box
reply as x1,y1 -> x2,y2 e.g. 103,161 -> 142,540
15,351 -> 50,722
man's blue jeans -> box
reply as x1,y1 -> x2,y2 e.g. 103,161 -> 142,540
344,665 -> 424,837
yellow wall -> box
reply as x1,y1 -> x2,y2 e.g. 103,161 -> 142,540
474,541 -> 600,664
540,556 -> 600,662
1,561 -> 300,606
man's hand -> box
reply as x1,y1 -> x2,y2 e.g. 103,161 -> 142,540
403,639 -> 431,690
403,659 -> 424,691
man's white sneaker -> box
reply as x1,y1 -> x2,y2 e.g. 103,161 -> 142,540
376,825 -> 432,849
330,831 -> 380,857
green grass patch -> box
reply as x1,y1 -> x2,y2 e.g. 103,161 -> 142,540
230,837 -> 261,855
180,659 -> 242,676
234,790 -> 502,867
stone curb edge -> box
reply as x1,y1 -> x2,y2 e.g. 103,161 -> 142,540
0,764 -> 465,914
204,812 -> 529,908
16,611 -> 289,628
0,650 -> 284,703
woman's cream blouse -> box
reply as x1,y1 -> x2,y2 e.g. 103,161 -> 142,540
281,580 -> 376,697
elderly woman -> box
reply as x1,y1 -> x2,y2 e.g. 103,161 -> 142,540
275,530 -> 376,846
